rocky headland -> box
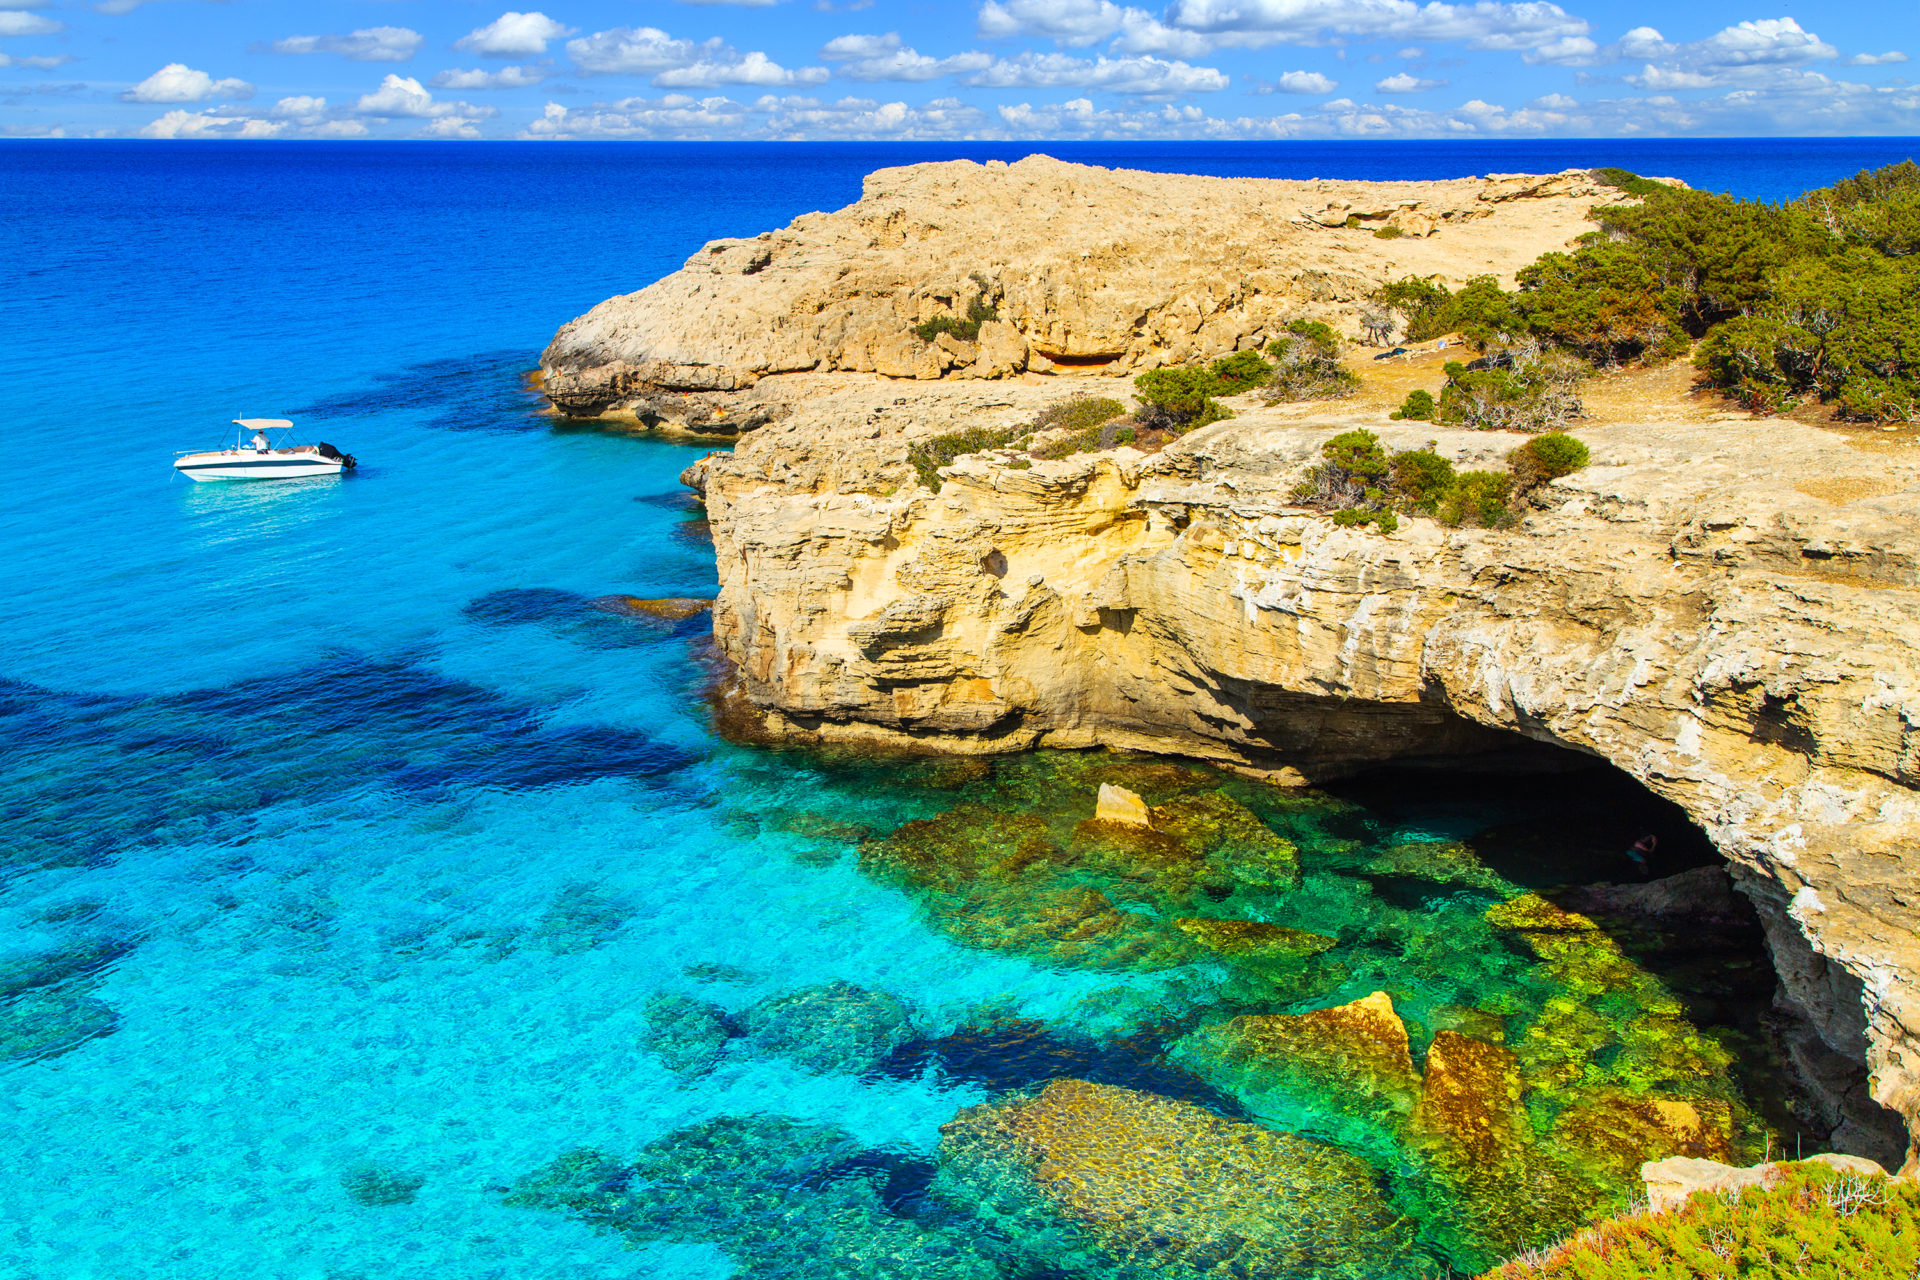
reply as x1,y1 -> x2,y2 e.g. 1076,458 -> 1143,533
541,156 -> 1920,1183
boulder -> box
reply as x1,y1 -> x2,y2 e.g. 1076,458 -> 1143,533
1093,782 -> 1149,827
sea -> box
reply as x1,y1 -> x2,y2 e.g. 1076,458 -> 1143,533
0,137 -> 1913,1280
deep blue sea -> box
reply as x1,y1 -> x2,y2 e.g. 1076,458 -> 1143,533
0,139 -> 1911,1280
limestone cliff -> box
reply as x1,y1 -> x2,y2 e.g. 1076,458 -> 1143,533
546,159 -> 1920,1172
540,155 -> 1622,423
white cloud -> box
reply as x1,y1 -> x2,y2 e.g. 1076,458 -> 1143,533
978,0 -> 1589,58
138,108 -> 283,139
1252,70 -> 1338,93
122,63 -> 254,104
1525,34 -> 1600,66
431,65 -> 549,90
456,12 -> 574,59
818,32 -> 994,81
1694,17 -> 1836,67
419,116 -> 484,139
568,26 -> 711,74
354,74 -> 497,123
270,94 -> 327,118
978,0 -> 1127,47
1531,92 -> 1578,109
526,94 -> 756,138
964,51 -> 1228,95
1845,51 -> 1908,67
0,10 -> 59,34
656,51 -> 829,88
1374,72 -> 1444,92
265,28 -> 423,64
1621,18 -> 1839,90
0,49 -> 71,68
1626,65 -> 1715,91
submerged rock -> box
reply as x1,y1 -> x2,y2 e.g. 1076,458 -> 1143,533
589,595 -> 712,622
0,986 -> 118,1063
739,980 -> 913,1074
1093,782 -> 1150,827
936,1078 -> 1419,1279
531,883 -> 636,955
340,1163 -> 425,1207
637,994 -> 736,1078
506,1116 -> 998,1280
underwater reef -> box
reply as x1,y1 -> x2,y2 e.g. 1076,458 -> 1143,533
512,749 -> 1797,1277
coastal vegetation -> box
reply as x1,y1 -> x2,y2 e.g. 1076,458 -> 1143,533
1482,1162 -> 1919,1279
1295,428 -> 1592,533
1373,160 -> 1920,423
913,272 -> 1002,344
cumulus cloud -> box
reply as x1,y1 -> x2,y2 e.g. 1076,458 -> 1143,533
122,63 -> 254,104
964,51 -> 1228,95
818,32 -> 993,81
1845,51 -> 1908,67
0,10 -> 59,35
431,65 -> 549,90
263,28 -> 423,63
526,94 -> 755,139
456,12 -> 575,58
977,0 -> 1590,58
568,26 -> 712,74
138,108 -> 283,139
1621,18 -> 1840,90
1374,72 -> 1444,92
354,74 -> 497,124
1248,70 -> 1339,93
655,51 -> 829,88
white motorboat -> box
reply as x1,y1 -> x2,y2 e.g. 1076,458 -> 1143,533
173,419 -> 357,482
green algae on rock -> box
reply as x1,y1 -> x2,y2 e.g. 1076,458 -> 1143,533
505,1116 -> 1001,1280
340,1162 -> 425,1207
636,993 -> 736,1078
936,1078 -> 1420,1280
739,980 -> 914,1074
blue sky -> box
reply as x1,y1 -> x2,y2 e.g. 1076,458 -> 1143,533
1,1 -> 1914,139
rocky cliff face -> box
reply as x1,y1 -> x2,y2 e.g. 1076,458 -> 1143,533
547,159 -> 1920,1171
540,155 -> 1620,423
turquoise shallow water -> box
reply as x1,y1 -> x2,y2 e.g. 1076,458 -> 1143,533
0,140 -> 1895,1280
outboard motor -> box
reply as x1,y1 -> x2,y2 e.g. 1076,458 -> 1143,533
315,442 -> 357,469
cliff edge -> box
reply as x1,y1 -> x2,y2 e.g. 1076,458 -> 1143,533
540,155 -> 1620,423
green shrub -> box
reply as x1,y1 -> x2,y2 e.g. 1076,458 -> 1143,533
1590,166 -> 1668,198
1391,389 -> 1436,421
1294,430 -> 1397,532
907,424 -> 1017,492
1135,367 -> 1232,432
1209,349 -> 1275,394
1510,432 -> 1591,491
1438,353 -> 1586,432
912,292 -> 1000,345
1375,277 -> 1456,342
1032,396 -> 1126,435
1373,225 -> 1405,240
1482,1163 -> 1920,1280
1265,320 -> 1360,402
1439,470 -> 1516,528
1390,447 -> 1455,512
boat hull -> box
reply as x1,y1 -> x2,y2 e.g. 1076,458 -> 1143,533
174,451 -> 347,482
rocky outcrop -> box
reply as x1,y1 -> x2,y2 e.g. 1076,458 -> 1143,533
549,159 -> 1919,1172
541,156 -> 1623,420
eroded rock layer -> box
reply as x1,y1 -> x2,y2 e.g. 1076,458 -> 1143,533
685,373 -> 1920,1172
